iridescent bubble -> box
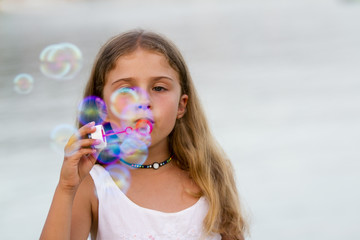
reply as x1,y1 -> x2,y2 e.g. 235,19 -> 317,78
119,134 -> 148,166
13,73 -> 34,94
97,139 -> 120,165
110,87 -> 154,134
105,164 -> 131,193
40,43 -> 83,80
78,96 -> 107,125
50,124 -> 78,155
134,119 -> 152,146
110,87 -> 139,120
135,119 -> 153,136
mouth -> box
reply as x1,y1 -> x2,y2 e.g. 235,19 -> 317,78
134,118 -> 153,134
137,117 -> 154,124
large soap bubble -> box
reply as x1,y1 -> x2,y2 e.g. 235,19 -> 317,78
105,164 -> 131,193
119,133 -> 149,166
110,87 -> 139,120
50,124 -> 79,155
97,138 -> 121,165
78,96 -> 107,126
40,43 -> 83,80
110,87 -> 153,133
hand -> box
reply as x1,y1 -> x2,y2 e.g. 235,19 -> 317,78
59,122 -> 100,193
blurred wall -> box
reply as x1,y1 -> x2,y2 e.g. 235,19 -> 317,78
0,0 -> 359,239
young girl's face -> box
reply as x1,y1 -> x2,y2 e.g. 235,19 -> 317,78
103,48 -> 188,150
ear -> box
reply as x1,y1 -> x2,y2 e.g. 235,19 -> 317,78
177,94 -> 188,119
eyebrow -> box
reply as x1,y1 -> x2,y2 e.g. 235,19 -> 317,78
111,78 -> 132,85
111,76 -> 174,85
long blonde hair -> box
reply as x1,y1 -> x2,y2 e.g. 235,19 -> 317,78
81,29 -> 248,239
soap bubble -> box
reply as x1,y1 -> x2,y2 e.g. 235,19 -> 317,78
40,43 -> 83,80
110,87 -> 139,120
97,139 -> 120,165
13,73 -> 34,94
105,164 -> 131,193
135,119 -> 153,136
78,96 -> 107,125
50,124 -> 78,155
119,134 -> 148,166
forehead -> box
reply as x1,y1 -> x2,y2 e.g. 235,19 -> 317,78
107,48 -> 179,82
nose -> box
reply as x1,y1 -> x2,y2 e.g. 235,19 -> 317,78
137,104 -> 150,110
136,88 -> 151,110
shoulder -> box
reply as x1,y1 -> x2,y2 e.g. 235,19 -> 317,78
172,165 -> 202,197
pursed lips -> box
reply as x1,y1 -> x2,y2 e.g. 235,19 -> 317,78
135,117 -> 154,124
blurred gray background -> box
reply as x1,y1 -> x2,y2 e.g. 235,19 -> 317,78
1,0 -> 359,239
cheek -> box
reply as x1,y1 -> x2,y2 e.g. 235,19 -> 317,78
161,98 -> 180,120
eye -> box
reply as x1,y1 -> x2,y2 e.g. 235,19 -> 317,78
118,86 -> 135,93
153,86 -> 166,92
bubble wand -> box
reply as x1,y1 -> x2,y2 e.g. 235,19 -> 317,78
88,119 -> 153,149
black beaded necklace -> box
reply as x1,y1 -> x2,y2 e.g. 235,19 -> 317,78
120,155 -> 173,170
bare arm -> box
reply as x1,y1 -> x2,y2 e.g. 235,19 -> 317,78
71,175 -> 97,239
40,122 -> 98,240
40,184 -> 77,240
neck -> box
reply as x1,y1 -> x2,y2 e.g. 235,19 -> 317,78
143,139 -> 171,165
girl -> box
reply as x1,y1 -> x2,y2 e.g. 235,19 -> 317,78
40,29 -> 248,240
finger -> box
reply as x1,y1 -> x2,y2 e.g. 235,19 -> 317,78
65,148 -> 97,163
65,123 -> 98,151
82,152 -> 98,167
78,121 -> 97,138
65,138 -> 103,157
86,153 -> 98,164
65,133 -> 80,148
67,138 -> 102,151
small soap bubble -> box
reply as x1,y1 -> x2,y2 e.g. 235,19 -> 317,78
105,164 -> 131,193
50,124 -> 78,155
133,120 -> 152,146
119,134 -> 148,166
13,73 -> 34,94
78,96 -> 107,125
40,43 -> 83,80
135,119 -> 153,135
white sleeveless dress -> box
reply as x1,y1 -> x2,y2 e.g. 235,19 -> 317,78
89,164 -> 221,240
